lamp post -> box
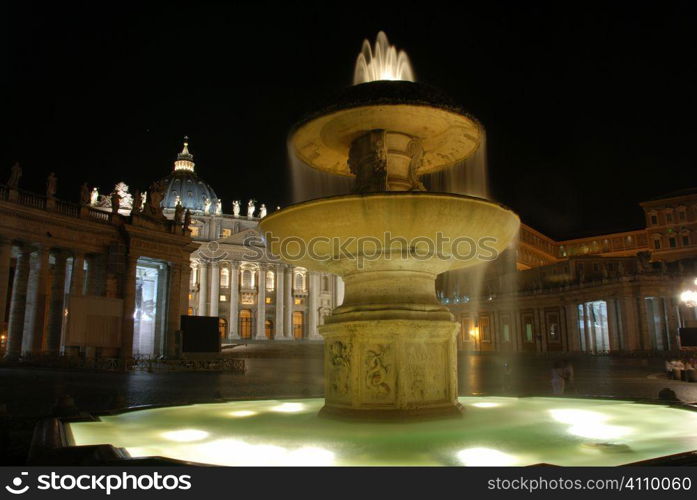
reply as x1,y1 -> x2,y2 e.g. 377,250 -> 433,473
680,278 -> 697,308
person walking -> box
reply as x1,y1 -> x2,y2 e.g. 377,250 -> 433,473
551,360 -> 565,395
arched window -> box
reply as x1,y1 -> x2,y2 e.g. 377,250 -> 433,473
265,319 -> 274,339
220,267 -> 230,288
240,266 -> 256,289
294,270 -> 306,291
292,311 -> 304,339
266,270 -> 275,291
219,318 -> 227,339
239,310 -> 252,339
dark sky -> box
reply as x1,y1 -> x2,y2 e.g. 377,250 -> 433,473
4,1 -> 697,240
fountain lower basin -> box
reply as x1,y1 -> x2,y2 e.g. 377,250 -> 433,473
66,397 -> 697,466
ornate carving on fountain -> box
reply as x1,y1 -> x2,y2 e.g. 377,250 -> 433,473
348,130 -> 428,193
348,130 -> 388,193
364,344 -> 392,399
327,340 -> 352,399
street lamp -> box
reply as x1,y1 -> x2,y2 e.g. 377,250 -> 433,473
680,278 -> 697,308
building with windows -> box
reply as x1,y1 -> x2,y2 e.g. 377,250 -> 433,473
0,172 -> 195,361
445,189 -> 697,353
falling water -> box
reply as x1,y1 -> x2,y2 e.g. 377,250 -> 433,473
289,145 -> 352,203
353,31 -> 415,85
423,132 -> 489,198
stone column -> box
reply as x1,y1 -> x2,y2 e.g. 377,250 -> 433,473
229,261 -> 239,340
5,246 -> 31,360
198,260 -> 208,316
46,251 -> 68,354
284,267 -> 293,339
606,298 -> 620,352
274,264 -> 285,340
308,272 -> 319,339
255,266 -> 266,339
166,263 -> 182,357
23,247 -> 49,354
0,238 -> 12,333
70,251 -> 85,296
86,254 -> 106,296
619,296 -> 639,351
120,255 -> 138,362
209,261 -> 220,317
335,275 -> 345,307
564,303 -> 580,351
637,296 -> 651,351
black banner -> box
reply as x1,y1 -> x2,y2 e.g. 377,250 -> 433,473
1,467 -> 696,499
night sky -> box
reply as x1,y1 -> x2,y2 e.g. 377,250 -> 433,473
4,1 -> 697,240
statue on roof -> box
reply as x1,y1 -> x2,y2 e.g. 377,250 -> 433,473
80,182 -> 90,205
132,188 -> 142,213
174,201 -> 184,225
46,172 -> 57,199
216,199 -> 222,215
259,203 -> 267,218
247,199 -> 256,218
7,162 -> 21,189
90,187 -> 99,205
233,200 -> 240,217
183,209 -> 192,234
110,191 -> 121,214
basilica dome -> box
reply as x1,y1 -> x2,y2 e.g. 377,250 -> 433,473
160,138 -> 219,214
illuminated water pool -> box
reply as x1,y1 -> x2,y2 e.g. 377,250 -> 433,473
67,397 -> 697,466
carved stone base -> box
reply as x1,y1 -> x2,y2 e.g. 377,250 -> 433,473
320,318 -> 461,420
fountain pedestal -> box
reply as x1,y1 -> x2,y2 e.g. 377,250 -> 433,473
321,318 -> 460,419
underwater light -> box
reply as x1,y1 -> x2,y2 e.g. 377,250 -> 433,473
228,410 -> 258,418
568,423 -> 631,440
471,402 -> 500,408
271,402 -> 306,413
456,447 -> 518,466
549,409 -> 607,425
161,429 -> 209,442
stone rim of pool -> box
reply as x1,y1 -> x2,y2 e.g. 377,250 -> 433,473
57,396 -> 697,467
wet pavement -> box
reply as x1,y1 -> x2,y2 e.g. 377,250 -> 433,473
1,347 -> 696,418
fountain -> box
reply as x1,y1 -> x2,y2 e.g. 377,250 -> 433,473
261,33 -> 518,419
60,33 -> 697,466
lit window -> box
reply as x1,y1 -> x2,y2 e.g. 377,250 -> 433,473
190,226 -> 200,237
294,270 -> 306,291
220,267 -> 230,288
220,295 -> 227,302
266,270 -> 275,291
265,297 -> 272,304
221,228 -> 232,238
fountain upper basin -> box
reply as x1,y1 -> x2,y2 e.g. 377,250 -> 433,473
260,192 -> 520,276
291,81 -> 482,176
